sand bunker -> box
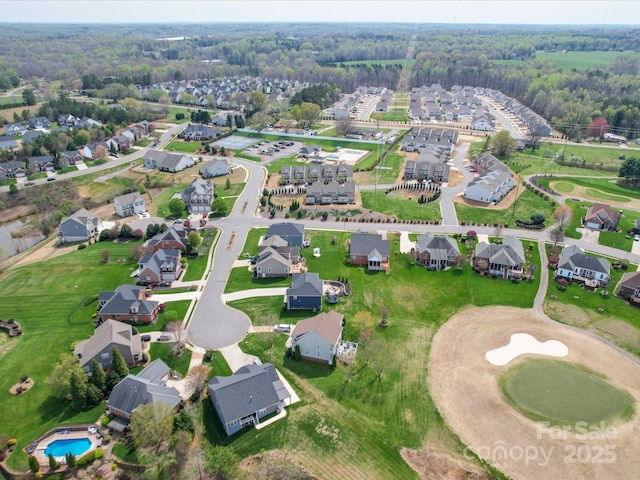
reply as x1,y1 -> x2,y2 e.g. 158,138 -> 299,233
485,333 -> 568,366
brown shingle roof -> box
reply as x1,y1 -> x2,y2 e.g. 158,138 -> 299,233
291,311 -> 343,345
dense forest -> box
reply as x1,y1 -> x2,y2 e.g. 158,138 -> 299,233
0,23 -> 639,138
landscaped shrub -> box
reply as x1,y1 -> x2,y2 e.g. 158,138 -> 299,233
7,438 -> 17,447
29,455 -> 40,472
95,447 -> 104,460
101,413 -> 115,427
77,244 -> 87,250
77,450 -> 96,466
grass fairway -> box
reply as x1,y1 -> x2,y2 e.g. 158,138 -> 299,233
501,360 -> 634,426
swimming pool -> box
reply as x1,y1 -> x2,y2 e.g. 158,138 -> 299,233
44,438 -> 92,457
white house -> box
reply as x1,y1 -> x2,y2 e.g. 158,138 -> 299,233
465,153 -> 514,204
556,244 -> 611,285
290,311 -> 344,365
114,192 -> 146,217
199,158 -> 230,178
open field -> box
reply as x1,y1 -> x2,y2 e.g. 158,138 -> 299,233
534,50 -> 640,70
501,359 -> 634,425
429,306 -> 640,480
0,104 -> 39,122
360,190 -> 442,221
356,151 -> 404,184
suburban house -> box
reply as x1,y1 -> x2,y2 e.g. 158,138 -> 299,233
136,248 -> 183,285
264,222 -> 305,247
0,161 -> 26,179
556,244 -> 611,286
81,140 -> 116,160
615,272 -> 640,305
0,136 -> 17,150
474,236 -> 525,279
143,150 -> 195,173
28,116 -> 51,129
28,155 -> 55,173
349,231 -> 390,273
465,152 -> 515,204
74,319 -> 143,374
114,192 -> 146,217
207,363 -> 291,436
58,114 -> 77,126
285,272 -> 323,310
178,124 -> 221,141
74,117 -> 103,130
416,233 -> 461,270
583,203 -> 622,231
59,208 -> 104,243
3,123 -> 27,136
199,158 -> 230,178
146,224 -> 188,252
22,131 -> 44,144
98,285 -> 161,324
254,236 -> 302,278
290,311 -> 344,365
106,359 -> 181,423
58,151 -> 84,168
181,178 -> 214,213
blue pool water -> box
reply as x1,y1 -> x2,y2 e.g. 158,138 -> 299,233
44,438 -> 92,457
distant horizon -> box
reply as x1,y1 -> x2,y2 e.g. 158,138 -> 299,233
2,1 -> 639,26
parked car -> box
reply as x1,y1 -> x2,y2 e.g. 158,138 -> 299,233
634,235 -> 640,242
140,334 -> 151,342
274,324 -> 292,333
158,333 -> 171,341
46,177 -> 56,182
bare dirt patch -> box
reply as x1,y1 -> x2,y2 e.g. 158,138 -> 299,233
429,306 -> 640,480
9,376 -> 33,395
239,449 -> 318,479
401,447 -> 491,480
0,205 -> 37,223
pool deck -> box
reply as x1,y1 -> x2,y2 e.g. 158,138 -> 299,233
30,426 -> 101,465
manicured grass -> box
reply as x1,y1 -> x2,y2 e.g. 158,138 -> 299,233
135,138 -> 153,147
206,350 -> 233,381
181,229 -> 218,281
164,141 -> 201,153
456,188 -> 556,228
266,156 -> 308,175
0,242 -> 140,470
562,199 -> 589,239
237,227 -> 267,259
231,150 -> 262,162
214,181 -> 246,197
357,151 -> 403,185
167,107 -> 192,124
149,343 -> 192,376
57,165 -> 79,175
152,184 -> 188,219
501,360 -> 634,426
224,230 -> 539,478
360,190 -> 442,221
224,267 -> 291,294
111,442 -> 139,463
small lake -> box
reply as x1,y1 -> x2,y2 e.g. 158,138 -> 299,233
0,216 -> 45,259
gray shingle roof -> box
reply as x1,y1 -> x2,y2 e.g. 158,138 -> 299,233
266,222 -> 305,239
416,233 -> 460,261
99,285 -> 158,316
107,359 -> 180,417
286,272 -> 323,297
207,363 -> 289,426
558,245 -> 610,275
349,232 -> 390,257
475,236 -> 524,266
74,319 -> 142,369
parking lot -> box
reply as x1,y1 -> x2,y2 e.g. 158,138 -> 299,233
243,139 -> 306,160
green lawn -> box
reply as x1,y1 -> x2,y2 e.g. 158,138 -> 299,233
152,184 -> 188,218
357,152 -> 403,185
372,109 -> 409,122
205,350 -> 233,381
181,229 -> 218,281
111,442 -> 139,463
224,267 -> 291,294
164,141 -> 202,153
231,150 -> 262,162
215,182 -> 246,197
0,242 -> 141,470
237,227 -> 267,258
223,229 -> 539,478
136,300 -> 191,333
501,360 -> 634,426
167,107 -> 192,124
456,188 -> 556,227
149,343 -> 192,376
360,190 -> 442,221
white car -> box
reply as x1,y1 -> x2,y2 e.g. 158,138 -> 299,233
634,235 -> 640,242
274,324 -> 292,333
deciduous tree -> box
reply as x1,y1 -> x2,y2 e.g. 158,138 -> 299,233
168,198 -> 186,218
492,130 -> 516,158
130,403 -> 174,451
187,230 -> 202,254
210,197 -> 228,217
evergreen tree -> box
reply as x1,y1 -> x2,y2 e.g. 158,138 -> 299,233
70,368 -> 88,409
106,370 -> 122,391
91,359 -> 107,393
48,453 -> 59,471
65,453 -> 77,468
28,455 -> 40,473
111,347 -> 129,379
85,384 -> 101,406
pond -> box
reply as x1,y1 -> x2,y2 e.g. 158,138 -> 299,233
0,216 -> 45,259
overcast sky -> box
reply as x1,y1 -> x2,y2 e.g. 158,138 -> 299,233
3,1 -> 639,25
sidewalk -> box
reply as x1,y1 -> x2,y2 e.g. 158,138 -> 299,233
221,287 -> 287,302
